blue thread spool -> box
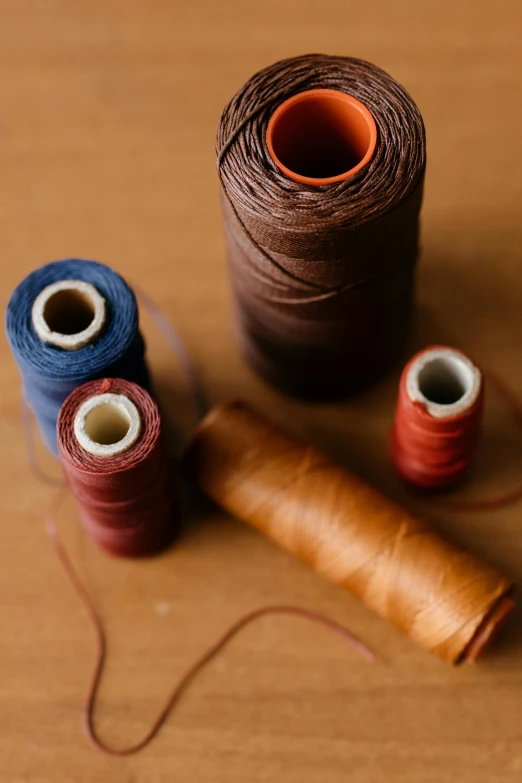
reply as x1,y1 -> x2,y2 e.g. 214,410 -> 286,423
5,259 -> 150,455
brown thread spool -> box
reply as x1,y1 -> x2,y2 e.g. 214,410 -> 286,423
185,401 -> 515,663
217,54 -> 426,400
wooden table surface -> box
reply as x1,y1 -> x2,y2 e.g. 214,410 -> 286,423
1,1 -> 521,780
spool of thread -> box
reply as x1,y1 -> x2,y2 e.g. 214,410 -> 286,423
58,378 -> 176,557
391,346 -> 484,490
5,259 -> 149,455
217,54 -> 426,399
185,401 -> 515,662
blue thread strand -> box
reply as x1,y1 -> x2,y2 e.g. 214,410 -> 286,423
5,259 -> 150,455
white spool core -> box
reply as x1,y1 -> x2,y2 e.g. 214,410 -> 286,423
74,393 -> 141,457
406,347 -> 481,419
32,280 -> 106,350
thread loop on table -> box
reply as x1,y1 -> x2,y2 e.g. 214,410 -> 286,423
47,488 -> 376,756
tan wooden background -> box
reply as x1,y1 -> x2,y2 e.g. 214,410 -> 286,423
1,1 -> 521,781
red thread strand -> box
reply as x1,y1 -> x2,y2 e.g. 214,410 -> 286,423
21,397 -> 66,488
47,489 -> 377,757
133,285 -> 209,423
57,378 -> 178,557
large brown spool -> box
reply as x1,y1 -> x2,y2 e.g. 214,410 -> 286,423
217,54 -> 426,399
186,401 -> 515,663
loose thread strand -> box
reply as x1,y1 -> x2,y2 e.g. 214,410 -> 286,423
440,371 -> 522,511
134,286 -> 209,422
47,491 -> 376,756
21,398 -> 66,488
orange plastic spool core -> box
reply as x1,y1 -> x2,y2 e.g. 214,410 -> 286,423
266,88 -> 377,186
462,595 -> 516,663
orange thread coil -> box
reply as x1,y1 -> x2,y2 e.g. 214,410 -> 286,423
185,400 -> 515,663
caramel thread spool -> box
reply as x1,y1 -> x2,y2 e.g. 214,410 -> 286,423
185,401 -> 515,663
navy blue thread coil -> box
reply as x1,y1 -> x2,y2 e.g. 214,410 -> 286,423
6,259 -> 150,455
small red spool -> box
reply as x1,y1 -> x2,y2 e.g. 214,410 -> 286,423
391,346 -> 484,490
58,377 -> 178,557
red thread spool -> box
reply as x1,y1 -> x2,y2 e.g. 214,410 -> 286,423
58,378 -> 177,557
391,346 -> 484,490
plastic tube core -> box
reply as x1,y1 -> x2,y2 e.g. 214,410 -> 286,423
406,348 -> 481,419
74,393 -> 141,457
32,280 -> 106,350
266,89 -> 377,186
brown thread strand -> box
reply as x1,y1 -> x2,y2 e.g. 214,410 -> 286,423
185,401 -> 515,663
216,54 -> 426,398
46,489 -> 376,756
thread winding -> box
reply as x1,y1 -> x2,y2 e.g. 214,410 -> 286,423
6,259 -> 149,455
58,378 -> 176,558
217,54 -> 426,398
186,400 -> 515,663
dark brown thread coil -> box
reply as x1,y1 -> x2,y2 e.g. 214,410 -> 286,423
217,54 -> 426,399
186,401 -> 515,663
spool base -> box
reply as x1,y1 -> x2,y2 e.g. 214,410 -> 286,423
237,320 -> 404,402
81,506 -> 179,558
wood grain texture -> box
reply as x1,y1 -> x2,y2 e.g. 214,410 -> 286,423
0,1 -> 521,781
